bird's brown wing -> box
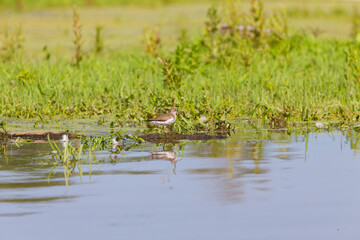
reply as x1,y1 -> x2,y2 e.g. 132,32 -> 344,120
148,113 -> 171,121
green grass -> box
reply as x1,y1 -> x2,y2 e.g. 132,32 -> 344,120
0,37 -> 358,122
1,1 -> 360,130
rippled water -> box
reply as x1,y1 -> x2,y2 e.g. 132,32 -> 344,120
1,121 -> 360,240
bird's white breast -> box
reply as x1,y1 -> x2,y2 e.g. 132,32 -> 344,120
150,116 -> 176,126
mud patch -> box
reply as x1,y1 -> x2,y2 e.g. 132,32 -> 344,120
269,115 -> 287,129
139,132 -> 228,144
4,131 -> 78,141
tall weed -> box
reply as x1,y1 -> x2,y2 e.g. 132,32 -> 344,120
71,5 -> 84,67
0,27 -> 25,62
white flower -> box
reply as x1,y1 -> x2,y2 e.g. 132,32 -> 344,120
199,116 -> 207,122
315,122 -> 324,128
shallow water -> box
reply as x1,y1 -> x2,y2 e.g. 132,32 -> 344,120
1,121 -> 360,240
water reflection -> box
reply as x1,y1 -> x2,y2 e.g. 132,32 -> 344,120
150,151 -> 177,163
1,124 -> 360,239
0,196 -> 76,203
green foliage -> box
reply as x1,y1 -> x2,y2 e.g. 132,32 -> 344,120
345,45 -> 360,96
157,57 -> 182,90
16,68 -> 38,85
204,5 -> 221,59
250,0 -> 265,46
173,38 -> 203,75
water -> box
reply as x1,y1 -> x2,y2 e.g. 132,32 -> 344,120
1,122 -> 360,240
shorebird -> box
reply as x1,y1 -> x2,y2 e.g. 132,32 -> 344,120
148,108 -> 177,128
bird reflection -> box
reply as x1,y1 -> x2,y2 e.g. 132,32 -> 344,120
150,150 -> 177,185
150,150 -> 177,163
60,134 -> 69,148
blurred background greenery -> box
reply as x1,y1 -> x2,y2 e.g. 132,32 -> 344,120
0,0 -> 359,57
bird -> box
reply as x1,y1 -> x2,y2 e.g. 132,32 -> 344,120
148,108 -> 177,127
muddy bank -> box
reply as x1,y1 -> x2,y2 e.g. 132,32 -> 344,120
1,130 -> 227,145
1,131 -> 78,141
139,132 -> 228,144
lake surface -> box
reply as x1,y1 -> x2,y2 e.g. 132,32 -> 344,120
1,120 -> 360,240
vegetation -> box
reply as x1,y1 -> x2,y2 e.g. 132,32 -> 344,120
71,5 -> 84,67
0,0 -> 360,132
0,0 -> 215,10
45,131 -> 144,187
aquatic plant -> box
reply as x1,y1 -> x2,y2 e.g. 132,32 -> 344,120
45,132 -> 145,187
0,121 -> 8,157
